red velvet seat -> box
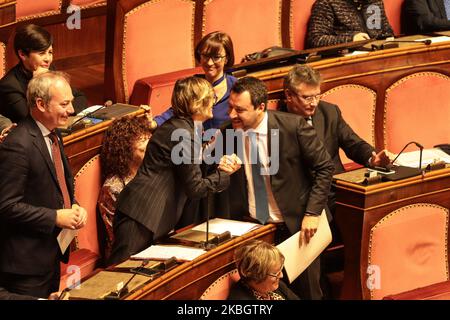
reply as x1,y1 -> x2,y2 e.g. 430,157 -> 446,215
367,203 -> 449,300
70,0 -> 106,8
16,0 -> 62,21
120,0 -> 196,103
290,0 -> 316,50
203,0 -> 283,63
200,269 -> 240,300
60,155 -> 102,290
0,42 -> 5,78
321,84 -> 376,167
383,280 -> 450,300
384,0 -> 405,36
384,72 -> 450,153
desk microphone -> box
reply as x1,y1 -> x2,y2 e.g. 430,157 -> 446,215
62,100 -> 113,135
381,141 -> 424,181
104,260 -> 149,300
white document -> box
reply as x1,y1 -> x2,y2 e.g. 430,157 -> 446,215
394,148 -> 450,168
131,244 -> 206,262
277,210 -> 332,284
191,218 -> 260,237
57,229 -> 78,254
414,36 -> 450,44
76,105 -> 103,116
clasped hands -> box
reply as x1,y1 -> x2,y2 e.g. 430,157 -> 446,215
218,153 -> 242,175
56,204 -> 87,230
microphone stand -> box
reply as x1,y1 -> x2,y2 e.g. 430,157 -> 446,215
104,260 -> 148,299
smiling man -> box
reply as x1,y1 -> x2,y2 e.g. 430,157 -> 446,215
216,76 -> 334,300
0,71 -> 87,298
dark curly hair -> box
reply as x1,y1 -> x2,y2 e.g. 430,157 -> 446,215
100,116 -> 152,180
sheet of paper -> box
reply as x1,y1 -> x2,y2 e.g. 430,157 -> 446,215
277,210 -> 332,284
192,218 -> 260,237
57,229 -> 77,254
76,105 -> 103,116
131,244 -> 206,262
414,36 -> 450,44
394,148 -> 450,168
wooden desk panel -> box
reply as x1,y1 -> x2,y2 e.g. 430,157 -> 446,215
334,167 -> 450,299
125,224 -> 276,300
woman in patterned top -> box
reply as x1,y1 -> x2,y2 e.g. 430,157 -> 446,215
306,0 -> 394,48
228,240 -> 299,300
98,116 -> 153,261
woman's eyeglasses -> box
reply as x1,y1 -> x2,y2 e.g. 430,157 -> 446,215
201,54 -> 226,63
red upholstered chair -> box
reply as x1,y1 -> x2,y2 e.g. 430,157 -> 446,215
70,0 -> 106,8
321,84 -> 376,169
60,155 -> 102,290
199,269 -> 241,300
383,280 -> 450,300
290,0 -> 316,50
0,41 -> 6,78
16,0 -> 62,21
383,0 -> 405,36
130,66 -> 202,117
120,0 -> 196,103
367,203 -> 449,300
203,0 -> 283,63
384,72 -> 450,153
267,99 -> 281,111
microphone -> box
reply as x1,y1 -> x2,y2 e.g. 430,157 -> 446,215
104,260 -> 149,300
382,141 -> 424,181
372,39 -> 432,50
61,100 -> 112,135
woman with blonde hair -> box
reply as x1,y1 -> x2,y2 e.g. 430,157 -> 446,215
228,240 -> 299,300
108,76 -> 241,266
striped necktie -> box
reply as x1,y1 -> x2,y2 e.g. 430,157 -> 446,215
49,132 -> 71,209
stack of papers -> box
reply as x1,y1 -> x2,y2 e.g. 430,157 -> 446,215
131,244 -> 206,262
394,148 -> 450,168
191,218 -> 260,237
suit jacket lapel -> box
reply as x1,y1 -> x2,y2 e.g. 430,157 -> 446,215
311,104 -> 325,142
26,118 -> 59,187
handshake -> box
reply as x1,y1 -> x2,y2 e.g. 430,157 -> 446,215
218,154 -> 242,175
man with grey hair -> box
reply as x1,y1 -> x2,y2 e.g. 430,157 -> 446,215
0,71 -> 87,298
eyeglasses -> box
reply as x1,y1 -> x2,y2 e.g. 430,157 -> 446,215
293,91 -> 322,104
267,265 -> 284,279
200,54 -> 226,63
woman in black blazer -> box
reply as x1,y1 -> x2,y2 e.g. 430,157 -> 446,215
0,24 -> 87,123
108,76 -> 241,266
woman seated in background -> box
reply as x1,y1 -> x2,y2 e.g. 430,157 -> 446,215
154,31 -> 237,131
0,24 -> 88,123
98,116 -> 154,260
107,76 -> 241,266
228,240 -> 299,300
306,0 -> 393,49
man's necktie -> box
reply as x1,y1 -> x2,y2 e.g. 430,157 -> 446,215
445,0 -> 450,20
247,132 -> 269,224
49,132 -> 71,209
306,117 -> 313,126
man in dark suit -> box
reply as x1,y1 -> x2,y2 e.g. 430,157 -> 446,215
0,71 -> 87,298
282,65 -> 390,214
402,0 -> 450,34
216,77 -> 334,299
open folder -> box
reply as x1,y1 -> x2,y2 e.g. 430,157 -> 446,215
277,210 -> 332,283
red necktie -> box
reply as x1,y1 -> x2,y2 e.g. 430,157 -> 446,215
49,132 -> 71,209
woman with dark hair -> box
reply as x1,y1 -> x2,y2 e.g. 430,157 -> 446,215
0,24 -> 87,123
154,31 -> 237,130
107,76 -> 241,266
98,116 -> 154,260
228,240 -> 299,300
306,0 -> 394,48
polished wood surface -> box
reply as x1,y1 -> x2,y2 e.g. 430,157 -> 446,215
334,167 -> 450,299
124,224 -> 276,300
249,39 -> 450,151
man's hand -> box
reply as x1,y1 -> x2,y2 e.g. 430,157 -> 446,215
0,123 -> 17,143
218,154 -> 242,175
56,204 -> 87,230
369,149 -> 392,167
300,215 -> 319,245
353,32 -> 370,41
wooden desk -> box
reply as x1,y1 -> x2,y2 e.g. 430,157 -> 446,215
123,224 -> 276,300
334,167 -> 450,300
62,108 -> 144,175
